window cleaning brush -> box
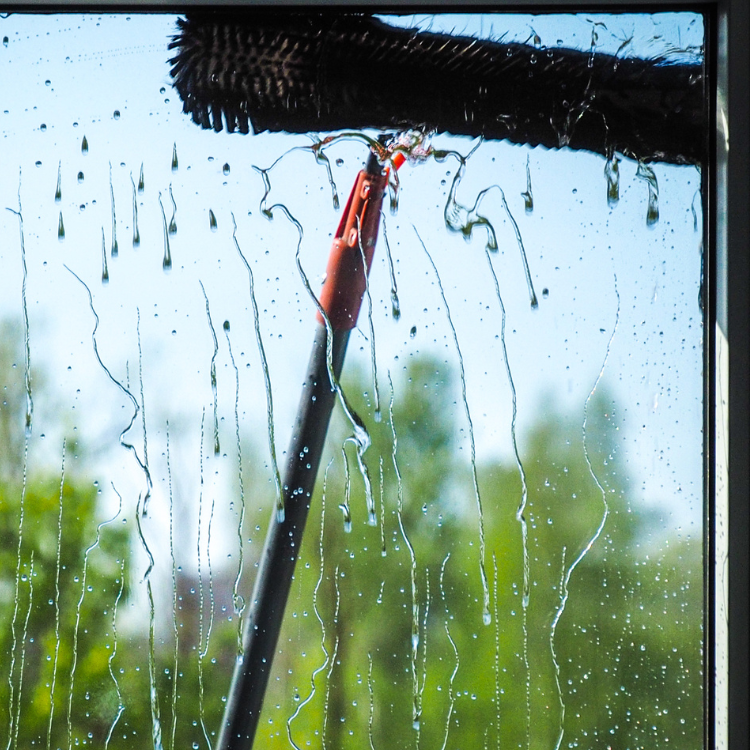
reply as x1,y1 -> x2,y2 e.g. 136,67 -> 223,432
169,11 -> 706,165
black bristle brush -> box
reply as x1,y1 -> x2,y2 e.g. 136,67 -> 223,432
169,11 -> 706,165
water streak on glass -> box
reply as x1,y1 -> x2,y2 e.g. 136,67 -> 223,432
521,155 -> 533,213
109,163 -> 119,257
604,154 -> 620,206
388,373 -> 421,731
101,227 -> 109,283
550,277 -> 620,750
231,214 -> 284,522
357,216 -> 381,425
66,497 -> 122,750
137,309 -> 151,481
636,162 -> 660,225
54,161 -> 61,202
322,565 -> 342,750
224,323 -> 247,652
104,555 -> 126,750
13,551 -> 33,750
138,162 -> 145,192
131,173 -> 141,246
286,462 -> 333,750
199,281 -> 221,455
367,652 -> 376,750
171,142 -> 178,171
380,214 -> 401,320
438,554 -> 459,750
46,442 -> 65,750
57,211 -> 65,241
166,425 -> 180,750
168,185 -> 177,235
159,192 -> 172,271
379,456 -> 386,556
418,232 -> 491,626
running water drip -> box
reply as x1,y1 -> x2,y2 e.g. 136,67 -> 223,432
440,147 -> 538,308
13,552 -> 34,750
550,276 -> 619,750
137,309 -> 151,486
46,443 -> 65,750
550,547 -> 567,750
312,143 -> 339,210
418,232 -> 491,626
497,189 -> 538,309
171,142 -> 178,171
109,163 -> 118,257
379,457 -> 386,556
57,211 -> 65,241
388,373 -> 422,730
131,173 -> 140,246
224,323 -> 247,653
493,553 -> 501,749
138,163 -> 145,192
159,193 -> 172,271
199,281 -> 221,455
5,180 -> 31,750
521,155 -> 533,213
231,214 -> 283,522
339,446 -> 352,534
101,228 -> 109,283
166,427 -> 179,750
416,568 -> 431,739
380,215 -> 401,320
356,216 -> 381,425
196,409 -> 213,750
67,270 -> 152,512
604,154 -> 620,207
66,496 -> 123,750
438,554 -> 459,750
81,135 -> 88,154
54,161 -> 61,202
168,186 -> 177,235
323,566 -> 342,750
367,653 -> 376,750
209,209 -> 218,232
483,247 -> 531,730
636,162 -> 659,226
104,555 -> 126,750
286,463 -> 333,750
259,199 -> 375,524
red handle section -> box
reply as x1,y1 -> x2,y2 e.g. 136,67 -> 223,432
317,167 -> 388,330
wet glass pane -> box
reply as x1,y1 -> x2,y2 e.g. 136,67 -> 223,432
0,11 -> 706,750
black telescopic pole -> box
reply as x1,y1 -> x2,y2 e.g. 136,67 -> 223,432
217,147 -> 390,750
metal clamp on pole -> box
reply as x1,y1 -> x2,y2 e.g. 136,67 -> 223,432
217,144 -> 396,750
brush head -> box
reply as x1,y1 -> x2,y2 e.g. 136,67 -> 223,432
169,12 -> 706,165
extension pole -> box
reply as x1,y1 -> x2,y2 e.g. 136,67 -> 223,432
217,145 -> 396,750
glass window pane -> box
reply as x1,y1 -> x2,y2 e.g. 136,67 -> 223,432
0,11 -> 706,750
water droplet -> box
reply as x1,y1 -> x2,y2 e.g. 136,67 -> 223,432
336,158 -> 344,166
81,135 -> 88,154
2,36 -> 8,47
223,320 -> 230,331
58,212 -> 65,241
160,86 -> 166,95
113,110 -> 120,120
171,142 -> 178,171
40,123 -> 47,132
77,171 -> 84,183
483,611 -> 492,626
604,155 -> 620,206
35,161 -> 42,168
222,162 -> 230,175
209,209 -> 218,232
138,163 -> 144,192
542,288 -> 549,298
409,326 -> 417,338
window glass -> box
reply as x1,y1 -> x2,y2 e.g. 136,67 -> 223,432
0,11 -> 706,750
